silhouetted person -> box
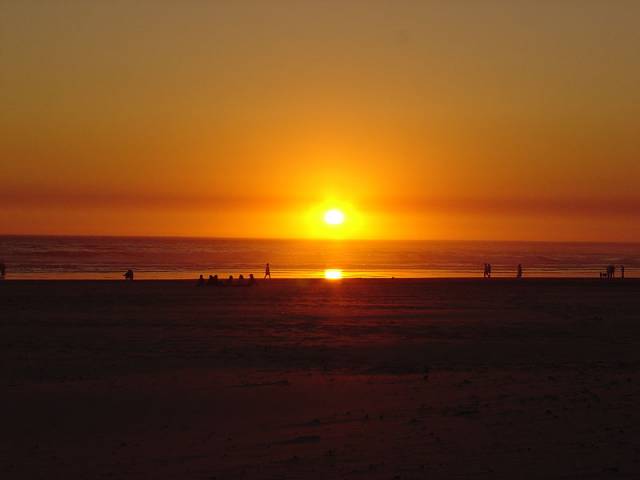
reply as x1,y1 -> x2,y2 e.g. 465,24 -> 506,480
197,274 -> 205,286
238,274 -> 245,285
227,275 -> 233,285
517,264 -> 523,279
264,263 -> 271,279
207,274 -> 218,286
483,263 -> 492,278
124,269 -> 134,281
621,265 -> 625,279
0,261 -> 5,279
248,273 -> 255,286
607,264 -> 615,280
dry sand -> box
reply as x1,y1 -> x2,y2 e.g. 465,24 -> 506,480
1,279 -> 639,479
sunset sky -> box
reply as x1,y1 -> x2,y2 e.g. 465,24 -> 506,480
2,1 -> 639,240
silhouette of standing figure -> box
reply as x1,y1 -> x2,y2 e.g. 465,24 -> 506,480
621,265 -> 625,279
517,264 -> 523,279
487,263 -> 492,278
197,274 -> 205,286
264,263 -> 271,279
483,263 -> 488,278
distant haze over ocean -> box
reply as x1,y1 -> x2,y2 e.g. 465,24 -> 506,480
0,236 -> 638,280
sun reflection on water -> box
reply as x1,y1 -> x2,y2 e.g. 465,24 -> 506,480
324,269 -> 343,280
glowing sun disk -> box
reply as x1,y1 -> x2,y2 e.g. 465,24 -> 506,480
324,208 -> 345,225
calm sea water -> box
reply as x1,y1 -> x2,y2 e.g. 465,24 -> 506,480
0,236 -> 638,279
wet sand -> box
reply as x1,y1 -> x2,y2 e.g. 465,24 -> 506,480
1,279 -> 640,479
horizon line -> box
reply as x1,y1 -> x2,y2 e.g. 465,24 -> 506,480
1,233 -> 640,245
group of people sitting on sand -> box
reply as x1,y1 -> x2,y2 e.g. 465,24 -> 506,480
197,273 -> 256,287
600,264 -> 625,280
121,264 -> 272,283
196,263 -> 271,287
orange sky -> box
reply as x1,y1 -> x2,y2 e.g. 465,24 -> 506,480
2,1 -> 639,240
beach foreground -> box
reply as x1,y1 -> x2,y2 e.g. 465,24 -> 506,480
2,279 -> 639,479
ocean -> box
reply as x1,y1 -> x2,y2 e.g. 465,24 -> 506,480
0,236 -> 638,279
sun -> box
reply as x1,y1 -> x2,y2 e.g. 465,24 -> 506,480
304,201 -> 361,238
324,208 -> 345,225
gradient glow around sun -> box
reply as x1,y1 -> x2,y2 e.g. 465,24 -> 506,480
324,208 -> 345,225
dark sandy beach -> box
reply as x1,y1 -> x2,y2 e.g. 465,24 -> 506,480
1,279 -> 639,479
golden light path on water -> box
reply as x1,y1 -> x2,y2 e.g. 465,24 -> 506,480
324,269 -> 343,280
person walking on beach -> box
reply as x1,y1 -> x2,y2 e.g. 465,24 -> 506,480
264,263 -> 271,279
517,264 -> 523,279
